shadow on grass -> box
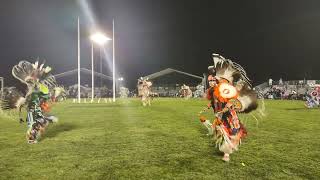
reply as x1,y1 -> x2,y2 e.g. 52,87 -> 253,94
65,104 -> 132,108
284,108 -> 309,111
44,123 -> 78,139
197,129 -> 227,159
212,149 -> 224,157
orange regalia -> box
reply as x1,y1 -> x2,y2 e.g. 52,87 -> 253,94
199,53 -> 258,162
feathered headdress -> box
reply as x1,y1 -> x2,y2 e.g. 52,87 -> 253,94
208,53 -> 251,87
208,53 -> 258,113
1,60 -> 57,110
12,60 -> 57,92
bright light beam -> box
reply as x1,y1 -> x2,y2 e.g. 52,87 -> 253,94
90,32 -> 111,102
78,0 -> 116,101
90,32 -> 112,46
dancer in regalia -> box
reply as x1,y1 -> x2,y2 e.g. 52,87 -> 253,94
1,60 -> 58,144
305,86 -> 320,108
179,84 -> 192,99
137,77 -> 153,106
199,53 -> 258,162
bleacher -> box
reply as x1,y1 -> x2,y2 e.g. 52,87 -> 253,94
254,80 -> 319,100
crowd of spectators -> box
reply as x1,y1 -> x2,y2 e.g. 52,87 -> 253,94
255,79 -> 318,100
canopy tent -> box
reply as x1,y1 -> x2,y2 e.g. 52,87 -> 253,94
54,68 -> 112,80
142,68 -> 203,80
140,68 -> 205,97
53,68 -> 112,87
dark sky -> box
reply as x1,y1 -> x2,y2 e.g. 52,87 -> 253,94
1,0 -> 320,89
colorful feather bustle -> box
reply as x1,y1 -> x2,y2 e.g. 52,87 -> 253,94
1,60 -> 57,111
210,54 -> 258,113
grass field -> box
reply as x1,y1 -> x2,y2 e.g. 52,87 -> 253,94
0,98 -> 319,179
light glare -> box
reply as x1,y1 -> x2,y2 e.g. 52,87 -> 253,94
90,32 -> 111,45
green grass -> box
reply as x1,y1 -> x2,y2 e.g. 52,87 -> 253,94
0,99 -> 319,179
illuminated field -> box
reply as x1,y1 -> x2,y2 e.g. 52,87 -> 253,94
0,99 -> 319,179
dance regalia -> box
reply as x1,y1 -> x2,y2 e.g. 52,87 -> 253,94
305,87 -> 320,108
26,83 -> 58,143
199,54 -> 258,162
205,80 -> 247,155
179,84 -> 192,99
0,60 -> 58,144
137,77 -> 153,106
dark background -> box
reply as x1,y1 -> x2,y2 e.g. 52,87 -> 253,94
1,0 -> 319,89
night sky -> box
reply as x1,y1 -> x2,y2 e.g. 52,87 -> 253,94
1,0 -> 320,89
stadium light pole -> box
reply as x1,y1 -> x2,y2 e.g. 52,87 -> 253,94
77,17 -> 81,103
91,43 -> 94,102
90,32 -> 111,102
112,19 -> 116,102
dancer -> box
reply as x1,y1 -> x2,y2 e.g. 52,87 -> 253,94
199,53 -> 258,162
179,84 -> 192,99
305,87 -> 320,108
1,60 -> 58,143
137,77 -> 153,106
